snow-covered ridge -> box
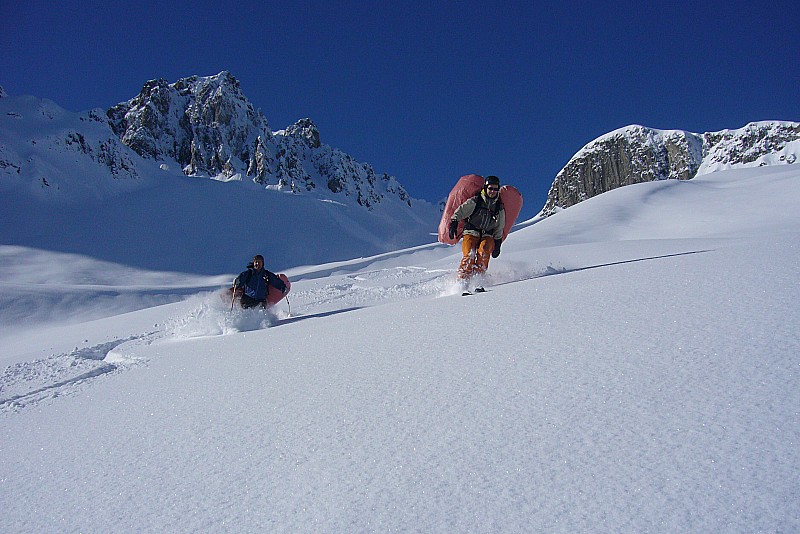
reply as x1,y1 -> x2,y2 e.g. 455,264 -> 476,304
0,93 -> 143,201
1,71 -> 420,210
542,121 -> 799,216
0,82 -> 440,273
699,120 -> 799,173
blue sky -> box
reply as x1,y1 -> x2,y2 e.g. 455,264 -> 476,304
2,1 -> 797,215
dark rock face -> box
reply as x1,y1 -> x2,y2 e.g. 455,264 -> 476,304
542,122 -> 799,216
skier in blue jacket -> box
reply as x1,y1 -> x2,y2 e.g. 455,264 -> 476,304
233,254 -> 288,308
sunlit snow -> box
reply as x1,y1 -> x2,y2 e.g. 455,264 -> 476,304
2,163 -> 799,531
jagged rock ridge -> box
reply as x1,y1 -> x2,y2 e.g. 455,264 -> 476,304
107,71 -> 412,209
542,121 -> 799,216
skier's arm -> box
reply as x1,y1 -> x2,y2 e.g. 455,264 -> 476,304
492,209 -> 506,241
266,270 -> 288,294
233,271 -> 246,289
451,198 -> 477,222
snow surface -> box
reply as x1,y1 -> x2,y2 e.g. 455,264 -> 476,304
1,165 -> 799,532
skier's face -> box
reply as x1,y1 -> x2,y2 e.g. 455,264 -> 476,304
253,258 -> 264,269
486,185 -> 500,197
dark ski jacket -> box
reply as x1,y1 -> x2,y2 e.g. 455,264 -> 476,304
451,191 -> 505,241
234,267 -> 287,302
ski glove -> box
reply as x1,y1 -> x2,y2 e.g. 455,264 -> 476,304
448,220 -> 459,240
492,239 -> 502,258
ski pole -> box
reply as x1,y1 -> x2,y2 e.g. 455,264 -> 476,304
284,295 -> 291,316
230,280 -> 237,311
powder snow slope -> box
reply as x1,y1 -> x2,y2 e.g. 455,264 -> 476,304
1,165 -> 798,532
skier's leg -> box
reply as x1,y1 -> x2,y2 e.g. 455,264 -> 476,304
458,234 -> 479,279
474,236 -> 495,275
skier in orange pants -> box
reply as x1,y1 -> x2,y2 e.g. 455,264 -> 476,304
448,176 -> 506,287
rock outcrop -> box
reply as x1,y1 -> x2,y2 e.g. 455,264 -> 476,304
542,122 -> 799,216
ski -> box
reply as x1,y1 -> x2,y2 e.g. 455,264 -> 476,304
461,287 -> 487,296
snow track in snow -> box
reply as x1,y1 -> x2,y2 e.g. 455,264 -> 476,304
0,259 -> 592,413
0,334 -> 155,412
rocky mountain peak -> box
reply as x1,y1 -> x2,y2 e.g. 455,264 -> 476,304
283,118 -> 321,148
105,72 -> 413,209
106,72 -> 271,178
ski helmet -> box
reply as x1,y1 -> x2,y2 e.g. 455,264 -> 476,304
484,175 -> 500,191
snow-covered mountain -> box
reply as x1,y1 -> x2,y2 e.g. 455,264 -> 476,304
0,75 -> 439,273
542,121 -> 799,215
107,72 -> 414,209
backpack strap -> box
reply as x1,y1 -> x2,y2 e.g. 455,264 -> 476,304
473,193 -> 503,215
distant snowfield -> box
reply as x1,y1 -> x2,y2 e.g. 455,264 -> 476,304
1,166 -> 799,532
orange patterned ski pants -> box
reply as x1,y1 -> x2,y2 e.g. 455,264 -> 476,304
458,234 -> 496,279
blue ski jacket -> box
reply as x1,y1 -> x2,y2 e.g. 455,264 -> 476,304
234,267 -> 287,301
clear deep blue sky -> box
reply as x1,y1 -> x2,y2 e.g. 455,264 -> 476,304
2,1 -> 797,215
